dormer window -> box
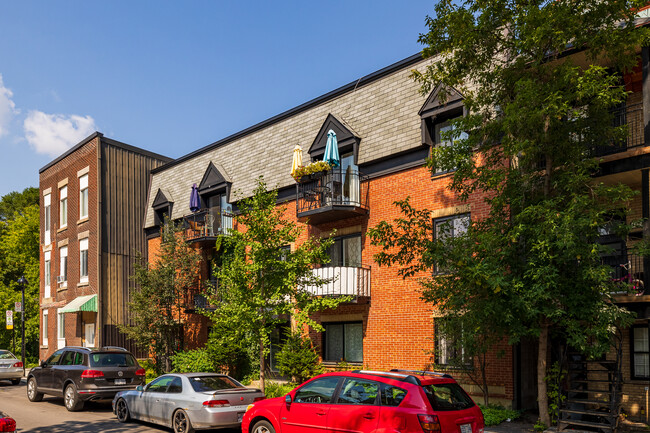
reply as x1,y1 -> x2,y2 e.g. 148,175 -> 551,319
198,162 -> 233,235
152,189 -> 173,226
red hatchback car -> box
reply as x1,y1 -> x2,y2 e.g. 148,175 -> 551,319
242,369 -> 484,433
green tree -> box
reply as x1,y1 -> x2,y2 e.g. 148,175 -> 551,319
207,177 -> 347,392
370,0 -> 648,425
0,188 -> 40,362
120,218 -> 201,373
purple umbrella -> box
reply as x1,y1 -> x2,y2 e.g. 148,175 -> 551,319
190,183 -> 200,212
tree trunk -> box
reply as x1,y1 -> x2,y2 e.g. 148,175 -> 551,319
537,320 -> 551,427
259,338 -> 265,393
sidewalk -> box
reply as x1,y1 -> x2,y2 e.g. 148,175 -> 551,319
485,420 -> 536,433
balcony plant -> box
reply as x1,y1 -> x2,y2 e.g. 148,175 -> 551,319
292,160 -> 331,182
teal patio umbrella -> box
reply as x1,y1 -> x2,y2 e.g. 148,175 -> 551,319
323,129 -> 340,168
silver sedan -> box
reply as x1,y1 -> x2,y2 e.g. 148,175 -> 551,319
0,350 -> 23,385
112,373 -> 265,433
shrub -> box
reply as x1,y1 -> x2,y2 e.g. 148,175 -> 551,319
138,358 -> 159,382
264,381 -> 296,399
479,404 -> 521,426
170,348 -> 214,373
275,333 -> 323,383
292,161 -> 331,181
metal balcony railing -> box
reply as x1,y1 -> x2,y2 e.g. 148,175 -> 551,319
296,169 -> 369,215
183,210 -> 233,241
302,264 -> 371,298
592,102 -> 643,157
604,253 -> 647,296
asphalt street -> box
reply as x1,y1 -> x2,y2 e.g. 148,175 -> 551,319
0,379 -> 240,433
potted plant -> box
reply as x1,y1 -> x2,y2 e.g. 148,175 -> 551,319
292,160 -> 331,182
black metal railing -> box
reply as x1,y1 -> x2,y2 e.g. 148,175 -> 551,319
301,264 -> 371,298
183,210 -> 233,241
592,102 -> 643,157
604,253 -> 647,296
296,169 -> 369,214
186,279 -> 221,311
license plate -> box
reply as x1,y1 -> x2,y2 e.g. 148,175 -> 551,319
237,413 -> 243,423
114,379 -> 126,385
460,424 -> 472,433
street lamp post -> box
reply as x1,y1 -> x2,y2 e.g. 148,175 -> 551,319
16,276 -> 27,376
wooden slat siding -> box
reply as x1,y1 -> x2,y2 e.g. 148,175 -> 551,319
100,141 -> 167,358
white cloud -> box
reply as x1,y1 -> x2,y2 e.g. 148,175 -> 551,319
24,111 -> 97,157
0,74 -> 17,137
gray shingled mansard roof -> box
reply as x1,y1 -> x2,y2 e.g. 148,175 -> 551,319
144,53 -> 432,228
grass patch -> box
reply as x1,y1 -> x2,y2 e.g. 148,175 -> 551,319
479,404 -> 522,426
264,381 -> 296,399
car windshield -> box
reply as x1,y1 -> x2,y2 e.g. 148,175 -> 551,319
0,351 -> 15,359
189,376 -> 243,392
422,383 -> 475,411
89,353 -> 136,367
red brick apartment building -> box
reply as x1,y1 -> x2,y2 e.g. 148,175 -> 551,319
142,54 -> 527,408
39,132 -> 170,360
140,43 -> 650,419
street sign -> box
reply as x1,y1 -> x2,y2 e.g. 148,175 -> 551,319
6,310 -> 12,330
14,302 -> 21,313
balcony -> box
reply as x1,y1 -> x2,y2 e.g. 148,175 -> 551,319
183,210 -> 233,243
605,253 -> 649,298
302,264 -> 371,299
296,169 -> 369,224
185,279 -> 220,313
591,102 -> 643,157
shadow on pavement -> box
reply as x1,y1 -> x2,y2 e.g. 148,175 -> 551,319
24,419 -> 168,433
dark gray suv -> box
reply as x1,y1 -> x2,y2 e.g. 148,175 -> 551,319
27,346 -> 145,411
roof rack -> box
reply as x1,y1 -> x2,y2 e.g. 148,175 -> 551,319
64,346 -> 92,351
99,346 -> 128,352
390,369 -> 454,379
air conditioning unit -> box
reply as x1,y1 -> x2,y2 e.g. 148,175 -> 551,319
56,276 -> 66,284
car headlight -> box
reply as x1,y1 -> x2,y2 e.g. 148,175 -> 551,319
245,404 -> 254,412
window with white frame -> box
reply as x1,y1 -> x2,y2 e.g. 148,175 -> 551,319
324,322 -> 363,363
79,238 -> 88,283
59,186 -> 67,228
57,309 -> 65,343
43,310 -> 48,346
435,318 -> 471,367
44,193 -> 51,244
79,174 -> 88,219
59,246 -> 67,286
433,213 -> 470,274
632,325 -> 650,379
44,251 -> 51,298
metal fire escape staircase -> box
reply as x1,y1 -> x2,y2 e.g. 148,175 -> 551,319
558,335 -> 623,433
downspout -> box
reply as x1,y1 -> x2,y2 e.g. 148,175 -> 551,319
96,136 -> 103,347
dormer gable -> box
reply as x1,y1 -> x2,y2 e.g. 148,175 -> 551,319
309,114 -> 361,164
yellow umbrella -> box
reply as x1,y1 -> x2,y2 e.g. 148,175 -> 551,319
291,144 -> 303,177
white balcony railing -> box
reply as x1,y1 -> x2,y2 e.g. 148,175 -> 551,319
302,265 -> 371,298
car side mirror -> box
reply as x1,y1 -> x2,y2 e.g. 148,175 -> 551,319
136,385 -> 144,392
40,361 -> 47,368
285,394 -> 292,404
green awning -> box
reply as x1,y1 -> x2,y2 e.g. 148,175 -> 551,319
59,294 -> 97,313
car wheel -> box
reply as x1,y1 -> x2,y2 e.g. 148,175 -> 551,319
172,409 -> 194,433
11,378 -> 20,385
27,377 -> 43,402
252,420 -> 276,433
115,398 -> 130,423
64,383 -> 84,411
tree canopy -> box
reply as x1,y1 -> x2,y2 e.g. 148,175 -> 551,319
370,0 -> 649,425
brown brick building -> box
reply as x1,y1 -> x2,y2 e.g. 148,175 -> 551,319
39,132 -> 170,360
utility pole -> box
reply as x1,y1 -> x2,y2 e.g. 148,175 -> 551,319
16,276 -> 27,376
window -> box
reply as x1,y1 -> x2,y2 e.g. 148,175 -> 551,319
337,378 -> 379,405
435,318 -> 471,367
46,349 -> 64,365
44,193 -> 51,244
43,310 -> 48,346
167,377 -> 183,393
59,186 -> 67,228
79,238 -> 88,283
422,383 -> 475,411
324,322 -> 363,363
431,117 -> 468,174
57,310 -> 65,339
44,251 -> 51,298
146,375 -> 176,393
294,376 -> 340,403
59,246 -> 68,286
632,325 -> 649,379
381,384 -> 407,407
326,234 -> 362,267
79,174 -> 88,219
433,213 -> 470,274
206,193 -> 232,235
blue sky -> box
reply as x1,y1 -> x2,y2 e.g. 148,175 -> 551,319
0,1 -> 432,197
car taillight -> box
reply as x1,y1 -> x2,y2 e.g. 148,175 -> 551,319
81,369 -> 104,378
202,399 -> 230,408
135,368 -> 146,376
11,361 -> 22,368
0,417 -> 16,432
254,396 -> 265,402
418,414 -> 441,433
